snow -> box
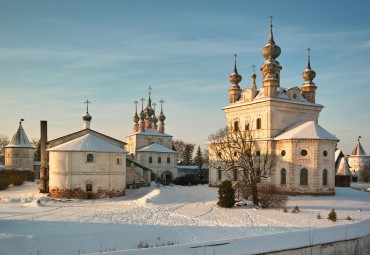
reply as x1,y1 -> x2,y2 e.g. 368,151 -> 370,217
0,182 -> 369,255
5,123 -> 35,148
47,133 -> 127,153
274,121 -> 339,141
136,143 -> 177,154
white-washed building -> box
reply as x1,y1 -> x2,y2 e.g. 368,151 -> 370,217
5,120 -> 35,171
126,90 -> 177,182
208,22 -> 338,195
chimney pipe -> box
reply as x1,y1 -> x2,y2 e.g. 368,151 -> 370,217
39,121 -> 49,193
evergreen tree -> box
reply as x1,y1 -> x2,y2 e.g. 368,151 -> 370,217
194,146 -> 204,181
183,144 -> 192,165
217,180 -> 235,208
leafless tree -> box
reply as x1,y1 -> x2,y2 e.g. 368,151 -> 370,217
0,135 -> 9,163
172,139 -> 195,163
208,126 -> 277,206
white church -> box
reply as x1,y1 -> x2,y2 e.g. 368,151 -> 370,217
208,21 -> 339,195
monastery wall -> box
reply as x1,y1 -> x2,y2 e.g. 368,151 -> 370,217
49,151 -> 126,198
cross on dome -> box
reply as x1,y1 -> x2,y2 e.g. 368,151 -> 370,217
252,64 -> 256,73
84,99 -> 91,112
269,15 -> 273,27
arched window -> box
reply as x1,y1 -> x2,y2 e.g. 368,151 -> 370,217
245,123 -> 250,131
234,121 -> 239,131
300,168 -> 308,185
281,168 -> 286,185
87,154 -> 94,162
323,169 -> 328,186
256,151 -> 261,156
256,118 -> 262,129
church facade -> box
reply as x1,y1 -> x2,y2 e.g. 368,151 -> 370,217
126,89 -> 178,182
208,22 -> 338,195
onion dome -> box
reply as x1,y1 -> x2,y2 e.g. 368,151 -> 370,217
262,23 -> 281,60
251,73 -> 257,79
144,106 -> 154,119
229,54 -> 242,85
263,54 -> 278,78
82,111 -> 92,121
139,110 -> 146,120
133,113 -> 139,123
302,48 -> 316,83
158,112 -> 166,123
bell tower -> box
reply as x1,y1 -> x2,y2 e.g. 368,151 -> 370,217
228,54 -> 242,104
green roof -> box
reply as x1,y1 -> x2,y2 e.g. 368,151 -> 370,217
126,158 -> 152,171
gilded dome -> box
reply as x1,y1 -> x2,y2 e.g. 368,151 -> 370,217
229,54 -> 242,85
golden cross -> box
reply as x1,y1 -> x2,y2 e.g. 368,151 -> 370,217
84,100 -> 91,112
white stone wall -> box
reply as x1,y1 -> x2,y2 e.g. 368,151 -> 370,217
136,151 -> 177,179
5,147 -> 35,171
347,155 -> 370,181
49,151 -> 126,197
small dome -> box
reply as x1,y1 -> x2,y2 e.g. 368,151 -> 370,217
139,110 -> 146,120
302,68 -> 316,81
153,115 -> 158,124
82,112 -> 92,121
229,54 -> 242,85
251,73 -> 257,79
144,106 -> 154,119
133,113 -> 139,123
158,112 -> 166,122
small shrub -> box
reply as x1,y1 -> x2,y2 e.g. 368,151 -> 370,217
283,207 -> 288,213
217,180 -> 235,208
0,170 -> 35,190
173,174 -> 199,186
346,216 -> 352,221
291,205 -> 301,213
257,185 -> 288,208
137,241 -> 149,249
317,213 -> 322,219
328,209 -> 337,222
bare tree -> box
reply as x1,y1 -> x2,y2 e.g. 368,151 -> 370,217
202,148 -> 209,165
172,139 -> 195,163
208,126 -> 277,206
0,135 -> 9,163
361,165 -> 370,182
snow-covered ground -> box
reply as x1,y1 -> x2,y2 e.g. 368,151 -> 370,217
0,182 -> 369,255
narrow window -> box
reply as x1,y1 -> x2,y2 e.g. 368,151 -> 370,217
300,168 -> 308,185
323,169 -> 328,186
167,157 -> 170,163
245,124 -> 250,131
234,151 -> 237,157
233,168 -> 237,181
158,157 -> 161,163
149,157 -> 152,163
323,150 -> 328,157
281,168 -> 286,185
256,151 -> 261,156
234,121 -> 239,131
86,184 -> 92,193
87,154 -> 94,162
217,167 -> 222,180
281,150 -> 286,156
256,118 -> 261,129
117,158 -> 120,165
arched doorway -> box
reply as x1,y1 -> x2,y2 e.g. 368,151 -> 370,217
161,171 -> 173,185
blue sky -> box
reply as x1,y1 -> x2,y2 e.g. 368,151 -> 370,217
0,0 -> 369,154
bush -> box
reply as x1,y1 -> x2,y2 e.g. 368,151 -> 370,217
328,209 -> 337,222
217,180 -> 235,208
283,207 -> 288,213
257,185 -> 288,208
291,205 -> 301,213
346,216 -> 352,220
0,170 -> 35,190
173,174 -> 199,186
317,213 -> 322,219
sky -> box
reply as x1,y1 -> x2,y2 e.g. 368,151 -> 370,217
0,0 -> 369,155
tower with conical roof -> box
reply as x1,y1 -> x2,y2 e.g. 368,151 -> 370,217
5,120 -> 35,171
346,136 -> 370,181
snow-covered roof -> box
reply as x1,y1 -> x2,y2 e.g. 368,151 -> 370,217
132,128 -> 172,137
351,139 -> 367,156
177,165 -> 208,170
47,134 -> 127,153
5,123 -> 35,149
336,157 -> 352,176
136,143 -> 177,154
274,121 -> 339,141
